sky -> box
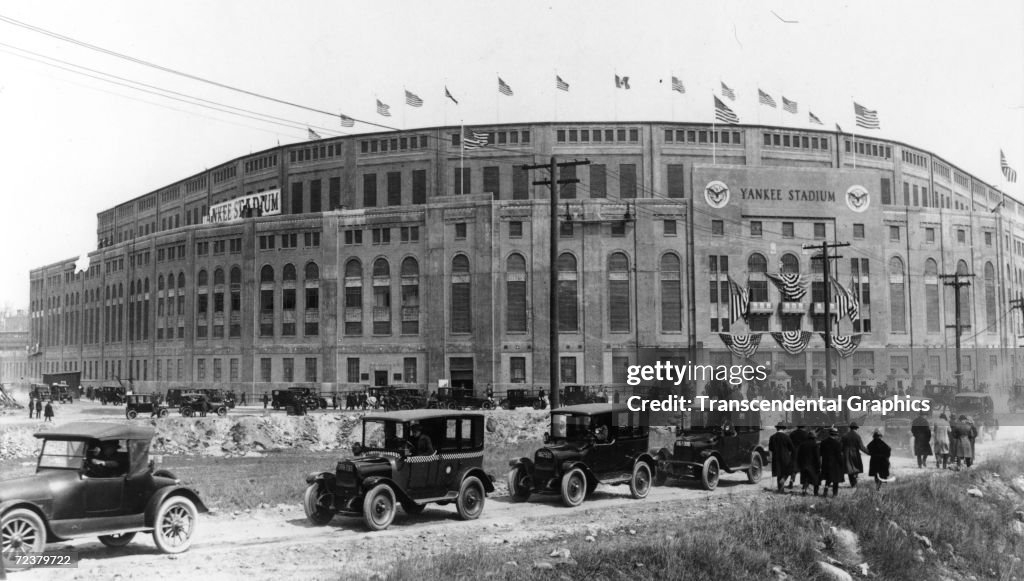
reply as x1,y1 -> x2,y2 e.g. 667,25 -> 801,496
0,0 -> 1021,309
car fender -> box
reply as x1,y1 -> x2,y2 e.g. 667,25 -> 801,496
508,457 -> 534,473
305,471 -> 335,485
634,452 -> 657,470
0,499 -> 60,542
650,448 -> 671,462
144,486 -> 209,527
559,461 -> 597,486
359,476 -> 411,504
752,445 -> 769,463
454,466 -> 495,494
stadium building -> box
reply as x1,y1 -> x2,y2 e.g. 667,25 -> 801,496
26,122 -> 1024,402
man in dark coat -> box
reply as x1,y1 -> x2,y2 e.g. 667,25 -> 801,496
262,392 -> 269,409
840,422 -> 868,488
34,398 -> 42,420
819,427 -> 845,497
768,423 -> 795,493
911,412 -> 932,468
44,400 -> 54,422
786,425 -> 810,488
795,428 -> 821,496
867,429 -> 892,490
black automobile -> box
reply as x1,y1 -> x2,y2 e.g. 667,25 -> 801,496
97,385 -> 127,406
953,392 -> 999,440
303,410 -> 493,530
436,387 -> 495,410
560,384 -> 605,406
499,388 -> 546,410
652,408 -> 766,491
125,394 -> 169,419
178,392 -> 227,417
392,388 -> 428,410
0,423 -> 207,570
507,403 -> 655,507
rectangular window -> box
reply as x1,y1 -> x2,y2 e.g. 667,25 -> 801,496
387,171 -> 402,206
363,173 -> 377,207
663,220 -> 677,236
512,166 -> 529,200
985,232 -> 992,246
282,358 -> 294,382
667,164 -> 684,198
619,164 -> 637,198
559,222 -> 574,237
559,357 -> 577,384
346,358 -> 360,383
509,357 -> 527,384
412,169 -> 427,204
329,176 -> 341,210
750,221 -> 762,237
455,167 -> 471,195
853,224 -> 865,239
509,221 -> 523,238
782,222 -> 794,238
483,166 -> 500,199
957,229 -> 966,243
309,179 -> 322,212
589,165 -> 607,198
197,358 -> 206,381
814,223 -> 826,238
890,226 -> 900,241
925,227 -> 935,243
455,223 -> 467,240
305,358 -> 317,382
291,182 -> 303,214
260,358 -> 272,383
611,222 -> 625,237
403,357 -> 417,383
712,220 -> 724,236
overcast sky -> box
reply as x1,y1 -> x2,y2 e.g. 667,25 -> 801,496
1,0 -> 1021,309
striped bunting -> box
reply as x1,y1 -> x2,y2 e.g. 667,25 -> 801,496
758,89 -> 777,108
830,277 -> 860,321
719,333 -> 762,359
728,276 -> 749,322
822,333 -> 863,358
854,102 -> 880,129
715,96 -> 739,124
766,273 -> 807,301
771,331 -> 813,355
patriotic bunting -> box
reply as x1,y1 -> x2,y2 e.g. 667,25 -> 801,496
823,333 -> 863,358
728,276 -> 749,322
766,273 -> 807,301
719,333 -> 762,359
771,331 -> 814,355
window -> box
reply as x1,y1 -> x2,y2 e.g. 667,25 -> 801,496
401,257 -> 419,335
925,228 -> 935,243
985,262 -> 996,334
782,222 -> 794,238
780,253 -> 799,276
291,182 -> 303,214
363,174 -> 377,207
889,226 -> 900,241
386,172 -> 401,206
506,254 -> 527,333
619,164 -> 637,198
304,232 -> 320,247
559,222 -> 574,237
455,167 -> 470,195
985,232 -> 992,246
814,223 -> 826,239
259,235 -> 275,250
513,166 -> 529,199
925,258 -> 940,333
608,253 -> 631,332
281,233 -> 298,248
559,165 -> 576,199
750,221 -> 762,237
660,254 -> 682,332
558,253 -> 579,332
403,357 -> 417,383
560,357 -> 577,384
372,258 -> 391,335
344,259 -> 363,336
957,229 -> 966,244
509,221 -> 523,238
347,358 -> 360,383
412,169 -> 427,204
455,223 -> 467,240
483,166 -> 500,198
305,358 -> 318,382
344,230 -> 363,245
889,257 -> 906,333
712,220 -> 724,236
589,165 -> 607,198
853,224 -> 864,239
451,255 -> 471,333
667,164 -> 684,198
510,357 -> 526,384
283,358 -> 294,382
663,220 -> 677,236
610,222 -> 625,237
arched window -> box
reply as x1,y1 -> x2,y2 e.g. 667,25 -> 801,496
197,270 -> 208,287
985,262 -> 996,333
558,253 -> 578,332
304,262 -> 320,336
924,258 -> 940,333
451,255 -> 472,333
889,256 -> 906,333
372,258 -> 392,335
506,254 -> 528,333
212,268 -> 225,337
196,269 -> 209,339
260,265 -> 274,284
158,274 -> 165,291
214,268 -> 225,286
608,252 -> 631,332
304,262 -> 319,280
283,263 -> 297,282
660,253 -> 682,332
747,253 -> 768,301
780,254 -> 799,275
401,258 -> 420,335
344,259 -> 363,336
177,272 -> 185,289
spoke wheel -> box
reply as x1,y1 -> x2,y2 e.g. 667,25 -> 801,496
456,476 -> 485,520
747,453 -> 763,484
303,482 -> 336,526
701,456 -> 720,491
2,508 -> 46,571
152,497 -> 197,554
362,484 -> 396,531
99,532 -> 136,547
560,468 -> 587,507
629,462 -> 652,499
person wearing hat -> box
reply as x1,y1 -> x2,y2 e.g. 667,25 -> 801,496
768,422 -> 795,493
795,427 -> 822,496
933,413 -> 951,469
841,422 -> 868,488
911,410 -> 932,469
867,429 -> 892,490
408,423 -> 434,455
87,441 -> 123,478
786,425 -> 810,489
819,427 -> 844,498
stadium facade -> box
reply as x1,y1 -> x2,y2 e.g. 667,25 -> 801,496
26,122 -> 1024,401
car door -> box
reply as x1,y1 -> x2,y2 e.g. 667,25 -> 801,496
404,421 -> 442,498
82,440 -> 127,517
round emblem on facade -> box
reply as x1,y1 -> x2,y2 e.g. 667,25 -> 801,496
704,180 -> 730,209
846,185 -> 870,212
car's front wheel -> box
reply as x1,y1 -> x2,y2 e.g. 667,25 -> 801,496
158,409 -> 170,418
747,453 -> 763,484
1,508 -> 46,571
456,476 -> 486,520
181,407 -> 193,417
126,409 -> 138,419
629,462 -> 652,499
506,467 -> 532,502
152,496 -> 197,554
701,456 -> 720,491
303,482 -> 336,526
560,468 -> 587,507
99,532 -> 136,547
216,406 -> 227,417
362,484 -> 396,531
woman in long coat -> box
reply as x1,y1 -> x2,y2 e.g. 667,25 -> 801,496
795,429 -> 821,496
932,413 -> 950,469
867,430 -> 892,490
960,415 -> 976,468
768,423 -> 796,493
840,423 -> 868,487
819,428 -> 845,498
911,412 -> 932,468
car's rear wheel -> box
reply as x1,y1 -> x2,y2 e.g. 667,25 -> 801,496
181,407 -> 193,417
216,406 -> 227,417
401,500 -> 425,514
303,482 -> 336,525
1,508 -> 46,571
126,409 -> 138,419
506,467 -> 532,502
158,409 -> 169,418
532,399 -> 545,410
362,484 -> 396,531
456,476 -> 485,520
701,457 -> 720,491
99,532 -> 136,547
152,496 -> 197,554
747,453 -> 763,484
629,462 -> 652,499
560,468 -> 587,507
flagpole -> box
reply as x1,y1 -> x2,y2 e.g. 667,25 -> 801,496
851,97 -> 857,169
495,74 -> 500,124
460,119 -> 465,195
402,86 -> 407,131
554,70 -> 558,122
443,79 -> 448,130
712,90 -> 717,166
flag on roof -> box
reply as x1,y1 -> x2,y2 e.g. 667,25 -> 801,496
307,128 -> 322,139
444,86 -> 459,105
498,77 -> 513,96
405,90 -> 423,107
758,89 -> 777,108
615,74 -> 630,89
339,114 -> 355,127
808,111 -> 823,125
721,81 -> 736,100
1001,150 -> 1018,183
671,76 -> 685,94
463,126 -> 488,150
854,102 -> 880,129
782,96 -> 798,114
376,100 -> 391,117
556,75 -> 569,91
714,96 -> 739,124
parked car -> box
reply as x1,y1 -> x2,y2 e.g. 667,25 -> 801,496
953,392 -> 998,440
178,392 -> 227,417
436,387 -> 494,410
560,384 -> 605,406
125,394 -> 169,419
303,410 -> 493,530
507,403 -> 655,507
97,385 -> 127,405
392,388 -> 428,410
651,408 -> 767,491
0,422 -> 207,570
499,388 -> 545,410
50,382 -> 75,404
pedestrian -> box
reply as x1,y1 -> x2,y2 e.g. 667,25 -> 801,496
28,397 -> 35,419
911,411 -> 932,468
768,422 -> 795,493
199,395 -> 208,417
795,428 -> 821,496
819,427 -> 844,498
35,398 -> 42,420
960,415 -> 977,468
840,422 -> 868,488
262,392 -> 269,409
867,429 -> 892,490
933,413 -> 951,469
332,393 -> 338,410
44,400 -> 54,422
240,392 -> 247,406
787,425 -> 809,489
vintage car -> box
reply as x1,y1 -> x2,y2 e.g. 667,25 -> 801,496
499,388 -> 546,410
0,423 -> 207,570
435,387 -> 495,410
125,394 -> 169,419
50,383 -> 75,404
178,392 -> 227,417
303,410 -> 493,530
392,388 -> 428,410
883,417 -> 914,451
289,387 -> 328,410
952,392 -> 998,440
652,408 -> 766,490
96,385 -> 127,406
922,384 -> 957,409
507,403 -> 655,507
560,384 -> 606,406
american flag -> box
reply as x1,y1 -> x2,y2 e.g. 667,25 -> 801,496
556,75 -> 569,91
771,331 -> 813,355
615,75 -> 630,89
498,77 -> 513,96
808,111 -> 823,125
728,277 -> 749,322
444,86 -> 459,105
718,333 -> 762,359
830,277 -> 860,321
376,99 -> 391,117
1001,150 -> 1018,183
339,114 -> 355,127
671,76 -> 685,94
824,333 -> 862,358
854,102 -> 880,129
307,128 -> 322,140
767,273 -> 807,301
782,96 -> 798,114
720,81 -> 736,100
405,90 -> 423,107
462,126 -> 488,150
714,96 -> 739,124
758,89 -> 777,108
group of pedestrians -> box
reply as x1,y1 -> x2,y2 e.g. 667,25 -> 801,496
27,398 -> 55,422
911,411 -> 977,470
769,421 -> 892,497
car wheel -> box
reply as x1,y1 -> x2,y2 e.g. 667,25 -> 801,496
181,407 -> 193,418
506,468 -> 532,502
159,409 -> 169,418
127,409 -> 138,419
747,453 -> 763,484
216,407 -> 227,417
303,482 -> 336,526
481,400 -> 495,411
532,400 -> 545,410
629,462 -> 652,499
560,468 -> 587,508
152,496 -> 197,554
701,456 -> 720,491
456,476 -> 486,520
362,484 -> 396,531
1,508 -> 46,571
99,532 -> 136,547
401,500 -> 425,515
399,403 -> 412,411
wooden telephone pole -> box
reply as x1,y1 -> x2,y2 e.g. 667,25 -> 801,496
803,240 -> 850,398
940,272 -> 974,392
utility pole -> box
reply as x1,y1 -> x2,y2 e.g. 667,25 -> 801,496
1008,293 -> 1023,392
521,157 -> 589,410
803,241 -> 850,399
940,272 -> 975,392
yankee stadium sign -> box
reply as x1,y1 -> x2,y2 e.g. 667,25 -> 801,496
739,188 -> 836,202
206,189 -> 281,224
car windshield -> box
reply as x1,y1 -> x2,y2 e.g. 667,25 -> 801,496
680,410 -> 727,434
363,420 -> 405,450
550,413 -> 592,441
38,439 -> 87,470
